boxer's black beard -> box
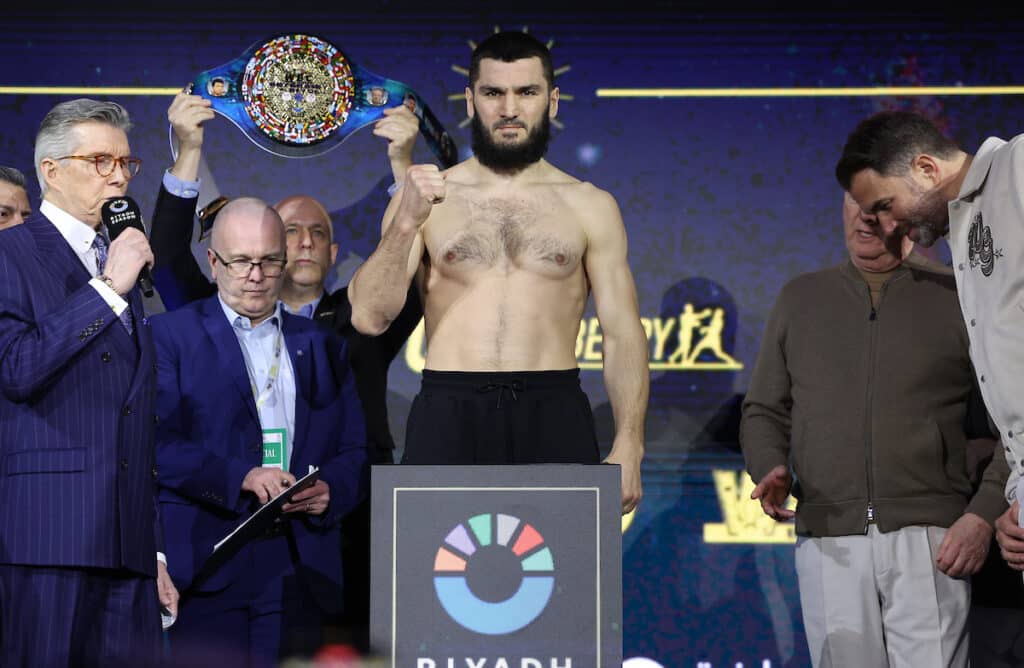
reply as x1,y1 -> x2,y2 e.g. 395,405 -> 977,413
471,112 -> 551,173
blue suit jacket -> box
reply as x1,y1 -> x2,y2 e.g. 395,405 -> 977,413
0,214 -> 160,576
151,295 -> 367,613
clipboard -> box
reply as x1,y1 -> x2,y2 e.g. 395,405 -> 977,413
193,467 -> 319,584
213,467 -> 320,553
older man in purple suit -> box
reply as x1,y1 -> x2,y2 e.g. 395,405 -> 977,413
0,99 -> 177,666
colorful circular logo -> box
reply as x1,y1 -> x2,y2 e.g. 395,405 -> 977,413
433,513 -> 555,635
241,34 -> 356,146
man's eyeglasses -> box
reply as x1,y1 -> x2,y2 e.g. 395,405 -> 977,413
56,154 -> 142,179
212,250 -> 286,278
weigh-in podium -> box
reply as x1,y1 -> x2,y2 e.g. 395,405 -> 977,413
370,464 -> 623,667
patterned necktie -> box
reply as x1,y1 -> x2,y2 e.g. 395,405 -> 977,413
91,234 -> 134,334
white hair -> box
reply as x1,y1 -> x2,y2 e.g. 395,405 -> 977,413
34,99 -> 132,194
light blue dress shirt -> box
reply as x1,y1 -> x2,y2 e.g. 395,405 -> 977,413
162,169 -> 200,199
282,296 -> 322,320
218,297 -> 297,471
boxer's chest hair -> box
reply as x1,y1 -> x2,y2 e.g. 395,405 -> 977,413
437,195 -> 580,269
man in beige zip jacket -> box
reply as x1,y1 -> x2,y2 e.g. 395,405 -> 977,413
741,193 -> 1009,668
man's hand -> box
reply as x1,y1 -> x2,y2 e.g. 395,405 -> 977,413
241,467 -> 297,505
395,164 -> 446,230
936,512 -> 992,577
373,106 -> 419,183
167,91 -> 214,182
282,479 -> 330,516
102,228 -> 154,295
156,560 -> 179,618
604,438 -> 642,514
168,91 -> 214,152
751,465 -> 794,521
996,500 -> 1024,570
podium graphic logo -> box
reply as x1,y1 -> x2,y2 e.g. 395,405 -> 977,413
433,513 -> 555,635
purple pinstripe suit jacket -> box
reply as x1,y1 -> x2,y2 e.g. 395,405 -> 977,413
0,214 -> 160,577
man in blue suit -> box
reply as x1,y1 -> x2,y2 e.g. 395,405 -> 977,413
0,99 -> 178,666
150,197 -> 367,666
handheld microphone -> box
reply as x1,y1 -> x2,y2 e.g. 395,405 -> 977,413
100,196 -> 154,297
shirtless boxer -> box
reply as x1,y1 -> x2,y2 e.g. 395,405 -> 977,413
349,31 -> 646,513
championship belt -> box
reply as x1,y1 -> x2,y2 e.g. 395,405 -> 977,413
190,33 -> 458,166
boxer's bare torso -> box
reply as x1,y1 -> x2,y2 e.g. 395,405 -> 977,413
416,159 -> 601,371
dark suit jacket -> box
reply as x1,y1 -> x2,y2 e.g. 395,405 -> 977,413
314,284 -> 421,458
0,214 -> 160,576
150,183 -> 422,458
150,295 -> 367,612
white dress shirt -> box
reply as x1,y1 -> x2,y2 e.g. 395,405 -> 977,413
39,200 -> 128,315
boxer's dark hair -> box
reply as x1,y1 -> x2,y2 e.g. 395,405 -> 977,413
469,31 -> 554,89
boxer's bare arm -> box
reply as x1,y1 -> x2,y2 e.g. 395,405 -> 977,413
582,187 -> 648,513
349,164 -> 444,335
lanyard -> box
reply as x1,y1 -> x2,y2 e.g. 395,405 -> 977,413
239,322 -> 284,410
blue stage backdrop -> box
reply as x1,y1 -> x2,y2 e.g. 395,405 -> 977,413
4,6 -> 1024,667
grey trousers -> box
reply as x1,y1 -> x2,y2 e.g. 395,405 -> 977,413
795,525 -> 970,668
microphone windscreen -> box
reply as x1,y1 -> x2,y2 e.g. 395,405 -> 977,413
100,196 -> 146,240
